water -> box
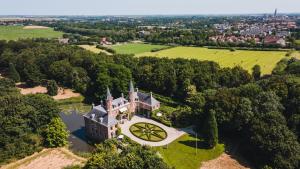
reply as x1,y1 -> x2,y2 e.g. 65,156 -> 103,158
59,111 -> 94,152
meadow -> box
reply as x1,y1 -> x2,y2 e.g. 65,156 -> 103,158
137,46 -> 288,74
111,43 -> 169,54
78,45 -> 112,55
155,134 -> 224,169
0,26 -> 63,40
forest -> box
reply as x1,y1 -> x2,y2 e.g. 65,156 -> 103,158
0,39 -> 300,169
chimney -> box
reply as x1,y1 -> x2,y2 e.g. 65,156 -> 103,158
100,100 -> 103,106
92,103 -> 95,109
121,93 -> 124,98
150,92 -> 153,98
91,114 -> 95,119
136,88 -> 139,92
99,117 -> 103,123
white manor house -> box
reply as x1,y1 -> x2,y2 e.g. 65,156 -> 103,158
83,81 -> 160,141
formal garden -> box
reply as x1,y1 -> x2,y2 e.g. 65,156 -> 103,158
129,122 -> 167,142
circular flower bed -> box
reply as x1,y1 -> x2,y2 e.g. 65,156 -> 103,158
129,122 -> 167,142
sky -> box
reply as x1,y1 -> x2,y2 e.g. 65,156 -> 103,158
0,0 -> 300,15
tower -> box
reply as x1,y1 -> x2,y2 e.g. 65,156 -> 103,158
274,8 -> 277,17
128,80 -> 136,113
106,87 -> 113,114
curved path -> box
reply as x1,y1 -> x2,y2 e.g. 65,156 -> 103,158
120,115 -> 186,146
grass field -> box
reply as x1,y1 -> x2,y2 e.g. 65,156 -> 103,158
137,46 -> 288,74
154,134 -> 224,169
0,26 -> 63,40
78,45 -> 112,55
111,43 -> 169,54
57,96 -> 91,114
296,40 -> 300,45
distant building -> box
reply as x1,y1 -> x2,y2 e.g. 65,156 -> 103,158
83,81 -> 160,141
264,36 -> 286,47
58,38 -> 69,44
100,37 -> 112,45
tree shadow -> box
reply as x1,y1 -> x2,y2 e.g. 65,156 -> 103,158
178,134 -> 210,149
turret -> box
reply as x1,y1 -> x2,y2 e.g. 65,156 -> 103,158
106,87 -> 113,114
129,80 -> 135,102
128,80 -> 136,113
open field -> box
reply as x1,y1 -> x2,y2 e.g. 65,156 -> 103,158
23,25 -> 50,29
111,43 -> 169,54
1,148 -> 86,169
290,51 -> 300,59
78,45 -> 112,55
200,153 -> 250,169
137,46 -> 288,74
16,83 -> 81,100
154,134 -> 224,169
0,26 -> 63,41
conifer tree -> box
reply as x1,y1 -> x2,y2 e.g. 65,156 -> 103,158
8,63 -> 20,82
203,109 -> 218,148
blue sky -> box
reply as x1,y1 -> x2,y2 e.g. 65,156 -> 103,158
0,0 -> 299,15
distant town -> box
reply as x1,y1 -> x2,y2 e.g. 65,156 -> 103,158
0,7 -> 300,169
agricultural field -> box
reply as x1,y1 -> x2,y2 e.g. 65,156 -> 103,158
78,45 -> 112,55
1,148 -> 86,169
0,26 -> 63,41
137,46 -> 288,74
111,43 -> 169,54
154,134 -> 224,169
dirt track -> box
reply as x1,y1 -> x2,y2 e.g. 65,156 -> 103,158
200,153 -> 250,169
17,84 -> 81,100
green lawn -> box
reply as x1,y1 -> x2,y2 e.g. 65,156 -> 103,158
57,96 -> 91,114
111,43 -> 169,54
0,26 -> 63,40
154,134 -> 224,169
296,40 -> 300,45
137,46 -> 287,75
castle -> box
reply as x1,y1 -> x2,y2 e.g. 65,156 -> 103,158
83,81 -> 160,141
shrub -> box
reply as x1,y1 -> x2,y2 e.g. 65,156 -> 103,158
44,117 -> 69,147
46,80 -> 58,96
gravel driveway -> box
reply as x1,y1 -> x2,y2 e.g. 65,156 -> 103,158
120,115 -> 186,146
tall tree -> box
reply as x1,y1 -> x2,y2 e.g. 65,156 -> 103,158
8,63 -> 20,82
252,64 -> 261,81
203,109 -> 218,148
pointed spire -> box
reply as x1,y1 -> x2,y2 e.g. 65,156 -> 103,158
106,87 -> 112,100
129,80 -> 134,92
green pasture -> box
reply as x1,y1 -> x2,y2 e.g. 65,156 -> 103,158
137,46 -> 288,74
111,43 -> 169,54
0,26 -> 63,41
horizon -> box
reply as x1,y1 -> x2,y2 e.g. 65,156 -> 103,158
1,0 -> 300,16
